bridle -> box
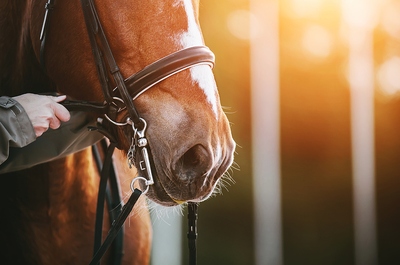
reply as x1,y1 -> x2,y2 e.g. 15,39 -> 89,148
40,0 -> 212,264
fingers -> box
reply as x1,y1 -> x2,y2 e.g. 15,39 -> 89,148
35,125 -> 49,138
14,94 -> 72,138
50,96 -> 71,122
46,95 -> 70,130
48,114 -> 61,130
33,111 -> 61,137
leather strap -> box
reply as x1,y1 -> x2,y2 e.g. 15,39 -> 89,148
80,0 -> 142,126
92,140 -> 124,265
61,100 -> 107,113
89,188 -> 143,265
39,0 -> 55,69
125,46 -> 214,100
187,202 -> 199,265
80,0 -> 113,106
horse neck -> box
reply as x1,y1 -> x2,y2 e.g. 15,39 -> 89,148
9,150 -> 99,222
0,0 -> 53,96
47,151 -> 99,213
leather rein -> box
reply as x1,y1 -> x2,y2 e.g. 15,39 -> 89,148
40,0 -> 212,264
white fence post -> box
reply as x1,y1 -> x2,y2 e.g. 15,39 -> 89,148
342,1 -> 379,264
250,1 -> 283,265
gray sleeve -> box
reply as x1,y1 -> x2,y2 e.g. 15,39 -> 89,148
0,96 -> 36,166
0,110 -> 104,174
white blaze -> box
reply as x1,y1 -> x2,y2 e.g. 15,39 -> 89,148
179,0 -> 219,119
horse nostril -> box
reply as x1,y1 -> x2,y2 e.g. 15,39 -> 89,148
174,144 -> 212,181
182,145 -> 201,167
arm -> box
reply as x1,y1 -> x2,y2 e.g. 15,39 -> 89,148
0,96 -> 36,165
0,94 -> 70,165
0,110 -> 104,173
0,93 -> 105,173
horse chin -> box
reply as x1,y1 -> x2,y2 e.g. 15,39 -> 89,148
144,178 -> 215,207
143,160 -> 231,207
145,179 -> 181,207
146,184 -> 216,207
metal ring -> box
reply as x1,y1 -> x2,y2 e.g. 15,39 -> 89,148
110,97 -> 126,111
104,114 -> 131,126
130,176 -> 150,194
134,118 -> 147,138
103,97 -> 129,126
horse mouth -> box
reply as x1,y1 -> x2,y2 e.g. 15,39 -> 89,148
144,173 -> 215,207
145,176 -> 216,207
142,148 -> 234,207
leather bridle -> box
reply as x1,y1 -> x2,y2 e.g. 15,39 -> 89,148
40,0 -> 212,264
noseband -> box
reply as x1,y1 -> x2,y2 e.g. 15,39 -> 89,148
40,0 -> 212,264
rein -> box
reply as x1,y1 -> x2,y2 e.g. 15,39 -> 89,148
39,1 -> 212,265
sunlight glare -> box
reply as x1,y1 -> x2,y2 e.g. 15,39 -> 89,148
227,9 -> 259,40
302,24 -> 333,58
381,1 -> 400,40
289,0 -> 324,17
377,56 -> 400,96
341,0 -> 381,29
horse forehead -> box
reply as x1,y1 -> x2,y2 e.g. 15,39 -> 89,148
177,0 -> 219,119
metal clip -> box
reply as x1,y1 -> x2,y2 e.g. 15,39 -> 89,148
127,137 -> 135,169
127,117 -> 155,186
139,146 -> 154,185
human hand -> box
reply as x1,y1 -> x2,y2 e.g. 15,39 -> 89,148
14,93 -> 71,137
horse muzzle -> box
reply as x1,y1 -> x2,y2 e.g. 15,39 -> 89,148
143,134 -> 236,206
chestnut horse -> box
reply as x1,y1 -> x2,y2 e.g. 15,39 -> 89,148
0,0 -> 235,264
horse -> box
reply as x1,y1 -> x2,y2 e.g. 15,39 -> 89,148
0,0 -> 235,264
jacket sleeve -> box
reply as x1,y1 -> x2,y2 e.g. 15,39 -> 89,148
0,109 -> 104,174
0,96 -> 36,166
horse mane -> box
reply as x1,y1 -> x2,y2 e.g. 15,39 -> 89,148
0,0 -> 55,97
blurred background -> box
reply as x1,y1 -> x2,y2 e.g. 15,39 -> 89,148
151,0 -> 400,264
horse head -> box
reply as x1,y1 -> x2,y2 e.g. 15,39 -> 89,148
31,0 -> 236,206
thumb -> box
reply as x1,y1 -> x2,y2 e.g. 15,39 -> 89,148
52,95 -> 67,103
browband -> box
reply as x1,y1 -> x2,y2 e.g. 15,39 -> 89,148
123,46 -> 215,100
